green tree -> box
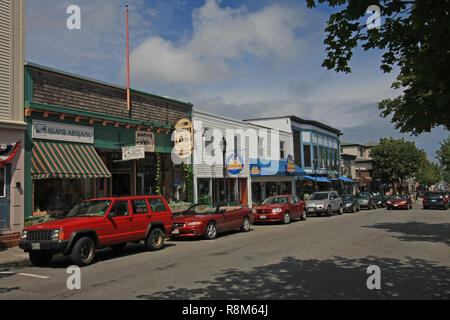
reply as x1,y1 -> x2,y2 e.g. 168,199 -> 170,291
306,0 -> 450,135
436,137 -> 450,170
370,137 -> 424,192
416,159 -> 441,187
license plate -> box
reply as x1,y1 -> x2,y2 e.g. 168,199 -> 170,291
31,243 -> 40,250
172,229 -> 180,235
394,204 -> 398,207
260,215 -> 266,219
308,208 -> 314,212
431,200 -> 436,202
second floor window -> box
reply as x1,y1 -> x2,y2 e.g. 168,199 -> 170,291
280,141 -> 285,160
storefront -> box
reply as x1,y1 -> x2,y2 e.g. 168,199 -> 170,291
250,157 -> 304,204
24,102 -> 183,218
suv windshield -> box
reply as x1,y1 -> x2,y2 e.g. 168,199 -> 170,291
183,204 -> 218,215
342,195 -> 353,201
309,193 -> 328,200
262,197 -> 289,204
424,191 -> 442,197
66,200 -> 111,217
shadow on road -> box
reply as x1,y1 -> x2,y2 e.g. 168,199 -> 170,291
364,222 -> 450,246
137,256 -> 450,300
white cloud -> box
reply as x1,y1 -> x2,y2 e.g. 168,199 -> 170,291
128,0 -> 307,85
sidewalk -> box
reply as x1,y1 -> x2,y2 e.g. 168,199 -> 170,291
0,246 -> 29,267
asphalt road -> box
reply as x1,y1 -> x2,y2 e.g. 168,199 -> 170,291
1,203 -> 449,300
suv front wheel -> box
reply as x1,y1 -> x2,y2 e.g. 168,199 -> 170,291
70,236 -> 96,266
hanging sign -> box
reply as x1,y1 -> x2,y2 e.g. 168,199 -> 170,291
250,164 -> 261,176
135,131 -> 155,152
122,145 -> 145,161
173,118 -> 194,159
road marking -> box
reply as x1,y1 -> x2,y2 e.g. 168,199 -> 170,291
18,273 -> 50,279
0,271 -> 49,279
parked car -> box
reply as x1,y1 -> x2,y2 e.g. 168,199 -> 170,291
386,194 -> 413,210
357,192 -> 377,210
342,195 -> 360,213
253,195 -> 306,224
374,195 -> 387,208
171,203 -> 254,239
422,191 -> 449,210
305,191 -> 343,216
19,195 -> 172,266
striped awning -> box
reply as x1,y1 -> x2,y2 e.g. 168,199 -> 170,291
31,140 -> 111,180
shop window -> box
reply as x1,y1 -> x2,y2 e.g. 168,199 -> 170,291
197,179 -> 211,204
131,199 -> 149,214
303,145 -> 312,167
149,198 -> 167,212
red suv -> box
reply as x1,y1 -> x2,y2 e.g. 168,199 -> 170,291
19,196 -> 172,266
253,195 -> 306,224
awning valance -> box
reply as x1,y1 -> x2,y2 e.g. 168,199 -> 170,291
31,140 -> 111,180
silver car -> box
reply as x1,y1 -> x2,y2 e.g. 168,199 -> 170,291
305,191 -> 343,216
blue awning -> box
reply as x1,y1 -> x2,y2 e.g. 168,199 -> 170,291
249,159 -> 306,177
302,175 -> 331,182
339,176 -> 355,182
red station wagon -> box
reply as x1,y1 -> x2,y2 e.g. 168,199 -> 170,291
171,204 -> 254,240
19,195 -> 172,266
253,195 -> 306,224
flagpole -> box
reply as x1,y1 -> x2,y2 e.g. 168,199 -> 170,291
126,4 -> 131,111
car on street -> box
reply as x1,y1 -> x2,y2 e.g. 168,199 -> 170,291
253,195 -> 305,224
171,203 -> 254,239
305,191 -> 343,216
342,194 -> 360,213
374,195 -> 387,208
19,195 -> 173,266
356,192 -> 377,210
386,194 -> 413,210
422,191 -> 449,210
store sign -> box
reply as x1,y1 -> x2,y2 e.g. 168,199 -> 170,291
32,120 -> 94,144
250,164 -> 261,176
122,145 -> 145,161
173,118 -> 193,159
226,153 -> 244,175
285,154 -> 296,173
135,131 -> 155,153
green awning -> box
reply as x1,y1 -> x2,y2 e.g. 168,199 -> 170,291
31,140 -> 111,180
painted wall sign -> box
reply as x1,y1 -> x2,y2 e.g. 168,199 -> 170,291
122,145 -> 145,161
226,153 -> 244,175
250,164 -> 261,176
286,154 -> 296,173
32,120 -> 94,144
135,131 -> 155,153
173,118 -> 193,159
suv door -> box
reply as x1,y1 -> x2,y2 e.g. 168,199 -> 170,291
104,200 -> 136,244
130,198 -> 152,239
148,197 -> 172,234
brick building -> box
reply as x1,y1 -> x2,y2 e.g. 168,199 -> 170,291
24,63 -> 193,218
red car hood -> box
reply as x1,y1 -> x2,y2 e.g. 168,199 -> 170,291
254,204 -> 286,210
24,216 -> 103,230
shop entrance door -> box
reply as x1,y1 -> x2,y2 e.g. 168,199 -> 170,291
136,173 -> 145,195
0,165 -> 11,229
112,173 -> 131,196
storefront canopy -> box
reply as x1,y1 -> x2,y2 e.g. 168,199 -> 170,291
303,175 -> 332,183
249,159 -> 306,177
31,140 -> 111,180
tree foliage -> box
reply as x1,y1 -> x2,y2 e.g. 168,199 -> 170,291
306,0 -> 450,135
436,136 -> 450,170
370,137 -> 424,188
415,159 -> 441,186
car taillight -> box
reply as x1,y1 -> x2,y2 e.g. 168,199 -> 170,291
322,203 -> 325,206
59,229 -> 64,240
422,198 -> 425,202
444,198 -> 447,202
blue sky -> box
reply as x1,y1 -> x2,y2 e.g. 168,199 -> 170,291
25,0 -> 448,161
